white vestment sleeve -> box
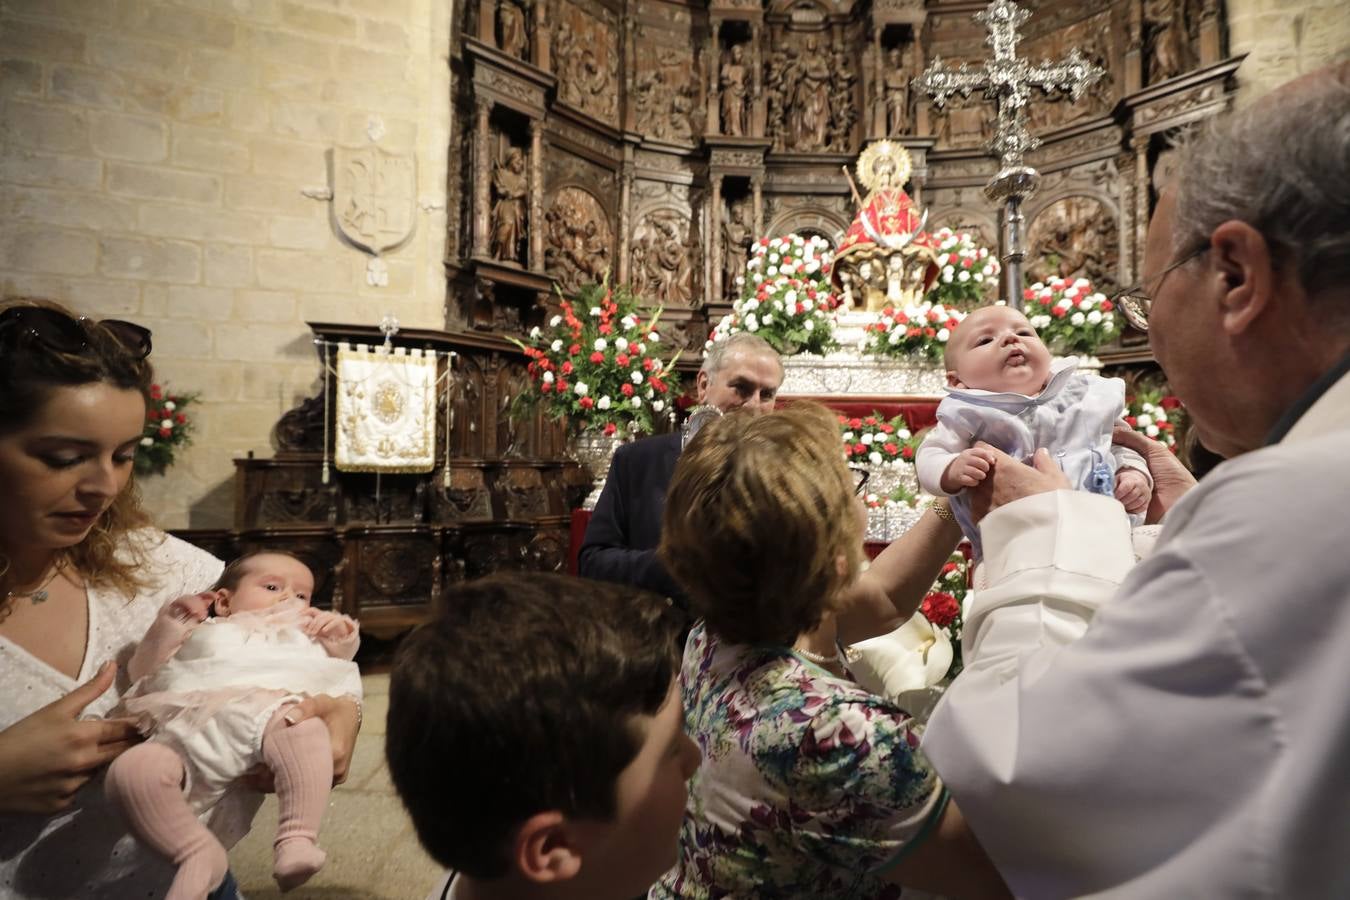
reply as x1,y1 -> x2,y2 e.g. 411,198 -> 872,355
923,491 -> 1275,898
915,421 -> 969,497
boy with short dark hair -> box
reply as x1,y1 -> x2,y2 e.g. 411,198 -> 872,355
385,572 -> 699,900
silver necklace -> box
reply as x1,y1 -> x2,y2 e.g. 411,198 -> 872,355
5,562 -> 64,605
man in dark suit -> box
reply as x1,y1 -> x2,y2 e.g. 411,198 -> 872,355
578,333 -> 784,603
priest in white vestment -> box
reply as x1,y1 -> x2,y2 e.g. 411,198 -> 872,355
921,64 -> 1350,899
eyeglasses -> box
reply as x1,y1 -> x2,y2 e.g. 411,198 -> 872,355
849,466 -> 870,496
1109,246 -> 1208,333
0,306 -> 152,360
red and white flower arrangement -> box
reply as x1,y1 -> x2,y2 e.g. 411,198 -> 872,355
708,233 -> 843,357
920,551 -> 970,679
1022,276 -> 1117,357
839,413 -> 919,467
862,301 -> 967,362
1125,389 -> 1184,453
926,227 -> 1001,307
515,280 -> 679,437
135,383 -> 198,476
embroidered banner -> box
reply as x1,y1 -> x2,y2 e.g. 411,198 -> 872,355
334,343 -> 437,473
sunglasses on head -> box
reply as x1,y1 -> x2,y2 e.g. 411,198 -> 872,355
0,306 -> 152,360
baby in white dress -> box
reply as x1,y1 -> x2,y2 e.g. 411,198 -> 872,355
106,551 -> 360,899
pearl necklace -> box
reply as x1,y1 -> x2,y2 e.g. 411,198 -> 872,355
795,644 -> 845,667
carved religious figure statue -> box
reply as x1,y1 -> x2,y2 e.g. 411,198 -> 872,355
832,141 -> 937,311
497,0 -> 530,60
722,200 -> 752,300
789,37 -> 832,151
765,46 -> 792,146
829,49 -> 856,149
884,45 -> 912,135
490,147 -> 528,264
720,44 -> 749,137
1144,0 -> 1190,83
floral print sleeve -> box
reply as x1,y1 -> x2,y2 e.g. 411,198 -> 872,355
787,694 -> 947,872
653,623 -> 947,899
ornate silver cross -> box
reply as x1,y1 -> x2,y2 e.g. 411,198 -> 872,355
914,0 -> 1104,306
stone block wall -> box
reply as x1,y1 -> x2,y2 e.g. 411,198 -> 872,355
1,0 -> 453,528
1228,0 -> 1350,101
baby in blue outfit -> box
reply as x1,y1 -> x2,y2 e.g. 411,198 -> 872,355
916,304 -> 1152,558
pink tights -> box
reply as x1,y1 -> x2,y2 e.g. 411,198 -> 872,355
105,708 -> 333,898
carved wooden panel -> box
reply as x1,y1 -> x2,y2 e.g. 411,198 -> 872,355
544,185 -> 614,294
1026,195 -> 1120,292
634,30 -> 700,144
431,466 -> 494,522
552,0 -> 620,125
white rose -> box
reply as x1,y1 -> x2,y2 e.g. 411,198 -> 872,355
574,382 -> 589,396
1146,424 -> 1160,438
621,316 -> 637,330
653,399 -> 665,412
744,297 -> 759,311
942,273 -> 954,284
957,270 -> 970,283
1137,413 -> 1154,428
163,401 -> 176,412
529,326 -> 541,339
630,370 -> 643,384
869,451 -> 883,466
550,339 -> 563,352
1031,314 -> 1050,329
594,338 -> 608,352
745,314 -> 759,332
631,396 -> 642,409
542,371 -> 554,384
597,396 -> 611,410
1074,277 -> 1091,288
648,332 -> 660,342
804,319 -> 815,331
943,265 -> 955,277
140,437 -> 153,447
936,328 -> 950,342
973,273 -> 984,283
1071,312 -> 1086,326
1102,319 -> 1115,332
1078,298 -> 1094,311
843,431 -> 855,441
1087,310 -> 1103,324
937,253 -> 950,267
615,337 -> 629,351
762,314 -> 774,325
766,266 -> 778,276
768,253 -> 780,264
549,315 -> 562,327
888,330 -> 901,345
589,306 -> 602,318
1056,298 -> 1073,310
897,429 -> 911,440
861,433 -> 874,446
784,290 -> 798,304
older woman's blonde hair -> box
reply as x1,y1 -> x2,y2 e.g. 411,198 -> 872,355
0,297 -> 154,601
660,401 -> 863,646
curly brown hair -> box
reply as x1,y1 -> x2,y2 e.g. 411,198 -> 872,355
659,401 -> 864,646
0,297 -> 155,600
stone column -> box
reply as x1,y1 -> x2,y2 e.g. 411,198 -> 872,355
528,118 -> 544,271
478,0 -> 495,44
872,26 -> 885,135
1198,0 -> 1222,65
710,174 -> 724,302
1115,150 -> 1137,287
751,22 -> 765,137
618,161 -> 634,283
621,13 -> 637,132
707,20 -> 721,136
1132,134 -> 1150,278
472,97 -> 492,258
1124,1 -> 1143,96
751,176 -> 763,237
534,0 -> 550,71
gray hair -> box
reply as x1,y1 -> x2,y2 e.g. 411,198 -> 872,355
1171,64 -> 1350,319
700,331 -> 781,376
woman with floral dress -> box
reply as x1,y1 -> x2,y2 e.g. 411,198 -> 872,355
651,402 -> 1008,898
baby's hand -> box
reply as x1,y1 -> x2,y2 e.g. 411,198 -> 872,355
167,592 -> 215,623
1115,467 -> 1152,515
303,610 -> 357,641
941,447 -> 998,493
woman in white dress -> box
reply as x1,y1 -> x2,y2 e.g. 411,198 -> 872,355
0,298 -> 361,899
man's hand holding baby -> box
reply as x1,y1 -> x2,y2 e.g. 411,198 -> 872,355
940,446 -> 999,494
1114,468 -> 1152,515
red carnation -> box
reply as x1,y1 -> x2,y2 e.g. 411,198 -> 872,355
642,357 -> 655,371
650,378 -> 667,393
159,427 -> 171,438
1124,415 -> 1138,427
906,327 -> 921,338
1051,306 -> 1067,317
901,446 -> 914,460
962,257 -> 973,268
556,380 -> 568,393
1160,396 -> 1182,410
621,383 -> 635,397
883,442 -> 898,455
942,562 -> 959,574
849,418 -> 862,428
175,413 -> 186,424
853,442 -> 866,455
924,327 -> 937,338
561,361 -> 573,375
598,323 -> 613,335
921,591 -> 961,628
590,351 -> 605,364
604,422 -> 617,436
1023,288 -> 1035,301
838,415 -> 848,424
1099,299 -> 1114,312
865,416 -> 878,426
879,423 -> 894,434
147,410 -> 158,421
615,353 -> 630,367
1040,294 -> 1053,306
569,343 -> 581,356
150,384 -> 162,399
579,396 -> 594,409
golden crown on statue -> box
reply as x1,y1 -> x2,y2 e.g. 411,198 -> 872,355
833,141 -> 939,313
